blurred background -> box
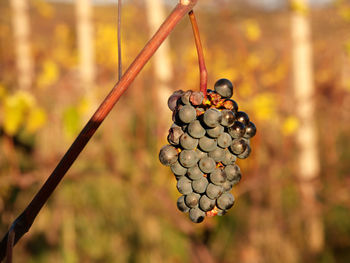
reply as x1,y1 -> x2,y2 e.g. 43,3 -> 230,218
0,0 -> 350,262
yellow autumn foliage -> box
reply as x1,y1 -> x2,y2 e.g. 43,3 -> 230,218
32,0 -> 55,19
282,116 -> 299,136
1,91 -> 47,135
37,59 -> 60,89
251,93 -> 278,121
244,20 -> 261,42
290,0 -> 309,15
53,24 -> 77,68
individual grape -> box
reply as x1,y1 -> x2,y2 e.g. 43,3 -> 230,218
214,78 -> 233,98
171,161 -> 187,176
195,148 -> 208,160
199,136 -> 217,152
203,108 -> 222,128
230,138 -> 248,155
222,180 -> 233,191
177,195 -> 190,212
222,149 -> 237,165
209,168 -> 227,186
198,157 -> 216,174
228,121 -> 245,139
206,183 -> 224,199
167,90 -> 183,111
208,147 -> 225,162
181,90 -> 192,105
216,208 -> 226,216
177,177 -> 193,195
223,99 -> 238,113
179,150 -> 198,168
159,145 -> 178,166
192,177 -> 209,194
243,122 -> 257,139
206,125 -> 224,138
190,91 -> 204,106
185,192 -> 201,208
180,133 -> 198,150
178,105 -> 196,123
187,165 -> 204,180
237,144 -> 251,159
167,125 -> 184,145
199,195 -> 216,212
187,120 -> 206,138
220,109 -> 235,127
224,164 -> 241,185
189,207 -> 205,223
217,192 -> 235,210
217,132 -> 233,148
236,111 -> 250,125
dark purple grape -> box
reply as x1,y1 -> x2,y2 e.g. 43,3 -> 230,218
217,133 -> 233,148
187,120 -> 206,138
243,122 -> 257,139
185,192 -> 201,208
181,90 -> 192,105
167,125 -> 184,145
203,108 -> 222,128
187,165 -> 204,180
167,90 -> 183,111
179,150 -> 198,168
237,144 -> 251,159
195,148 -> 208,160
236,111 -> 250,125
222,149 -> 237,165
223,99 -> 238,112
216,208 -> 226,216
224,164 -> 241,185
228,121 -> 245,139
180,133 -> 198,150
208,147 -> 225,162
206,125 -> 224,138
177,177 -> 193,195
190,91 -> 204,106
159,145 -> 178,166
171,161 -> 187,176
199,136 -> 217,152
216,192 -> 235,210
222,180 -> 233,191
192,177 -> 209,193
209,168 -> 227,186
189,207 -> 205,223
206,183 -> 224,199
178,105 -> 196,123
199,195 -> 216,212
230,138 -> 248,155
214,79 -> 233,98
198,157 -> 216,174
220,109 -> 235,127
177,195 -> 190,212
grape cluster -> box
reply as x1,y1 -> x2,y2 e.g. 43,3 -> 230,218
159,79 -> 256,223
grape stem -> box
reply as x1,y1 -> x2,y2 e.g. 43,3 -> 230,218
189,10 -> 208,98
0,0 -> 198,260
117,0 -> 122,80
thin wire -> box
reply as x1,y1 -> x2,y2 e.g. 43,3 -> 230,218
118,0 -> 122,81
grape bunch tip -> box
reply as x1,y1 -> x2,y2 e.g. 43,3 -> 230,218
159,78 -> 256,223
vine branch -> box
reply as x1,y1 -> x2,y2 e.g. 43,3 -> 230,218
189,10 -> 207,97
0,0 -> 198,261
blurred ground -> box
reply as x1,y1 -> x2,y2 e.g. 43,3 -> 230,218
0,0 -> 350,262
